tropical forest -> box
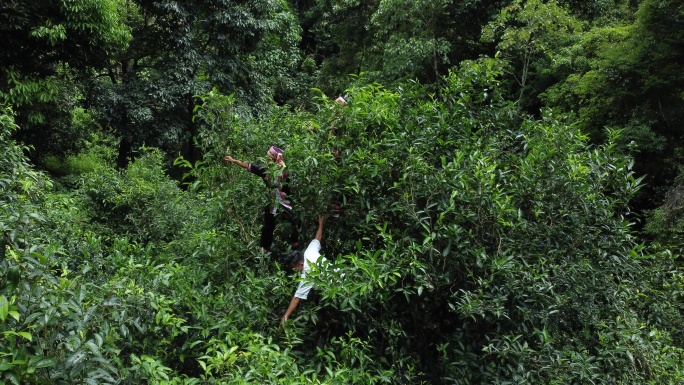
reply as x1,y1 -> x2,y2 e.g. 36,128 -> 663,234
1,0 -> 684,383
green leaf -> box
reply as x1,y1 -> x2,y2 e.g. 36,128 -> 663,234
7,371 -> 20,385
0,295 -> 8,322
28,212 -> 46,222
34,357 -> 57,369
17,332 -> 32,341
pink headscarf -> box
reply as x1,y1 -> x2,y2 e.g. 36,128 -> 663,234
268,146 -> 284,163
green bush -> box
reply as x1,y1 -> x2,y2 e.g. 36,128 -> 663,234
42,131 -> 118,177
3,58 -> 684,384
78,147 -> 197,244
191,58 -> 684,383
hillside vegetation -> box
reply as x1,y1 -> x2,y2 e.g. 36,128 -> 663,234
2,0 -> 683,383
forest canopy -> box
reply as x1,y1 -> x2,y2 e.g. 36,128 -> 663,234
1,0 -> 684,384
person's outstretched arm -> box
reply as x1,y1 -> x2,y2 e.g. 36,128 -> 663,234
280,296 -> 301,328
315,216 -> 325,242
224,155 -> 249,169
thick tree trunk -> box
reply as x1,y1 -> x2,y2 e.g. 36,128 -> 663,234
116,137 -> 132,169
186,93 -> 197,165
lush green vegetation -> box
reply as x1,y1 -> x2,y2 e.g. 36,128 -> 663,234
2,0 -> 683,383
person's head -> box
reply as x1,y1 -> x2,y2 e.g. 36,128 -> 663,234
267,146 -> 284,163
334,96 -> 347,107
281,250 -> 304,272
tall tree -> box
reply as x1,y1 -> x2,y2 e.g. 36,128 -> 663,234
541,0 -> 684,213
369,0 -> 507,84
190,58 -> 684,383
292,0 -> 507,95
0,0 -> 131,157
87,0 -> 301,167
482,0 -> 583,111
292,0 -> 379,93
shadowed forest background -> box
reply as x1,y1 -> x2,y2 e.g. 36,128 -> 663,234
1,0 -> 684,383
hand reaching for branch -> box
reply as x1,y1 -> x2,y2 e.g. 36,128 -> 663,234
224,155 -> 248,169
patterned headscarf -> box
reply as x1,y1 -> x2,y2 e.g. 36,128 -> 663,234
268,146 -> 284,164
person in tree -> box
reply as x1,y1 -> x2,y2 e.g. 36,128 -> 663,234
224,146 -> 298,253
279,216 -> 327,327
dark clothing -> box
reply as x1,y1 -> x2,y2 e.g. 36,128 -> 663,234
261,204 -> 299,251
247,162 -> 297,250
248,162 -> 292,214
247,162 -> 268,178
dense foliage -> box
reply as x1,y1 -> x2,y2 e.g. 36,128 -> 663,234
2,0 -> 684,383
3,59 -> 684,382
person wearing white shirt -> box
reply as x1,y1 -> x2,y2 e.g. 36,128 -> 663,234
280,216 -> 326,327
